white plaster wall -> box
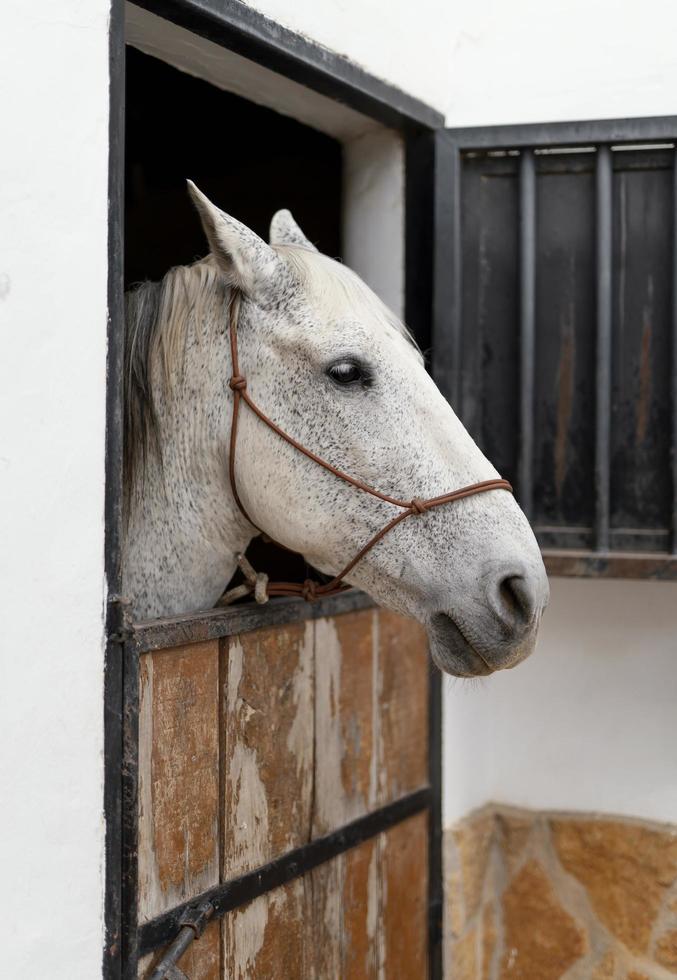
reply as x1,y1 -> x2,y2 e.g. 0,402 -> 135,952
0,1 -> 109,976
444,578 -> 677,826
247,0 -> 677,126
343,130 -> 405,318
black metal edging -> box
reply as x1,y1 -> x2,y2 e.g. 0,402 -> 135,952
132,0 -> 443,132
138,787 -> 431,957
425,662 -> 443,978
104,0 -> 127,975
518,149 -> 536,520
444,115 -> 677,152
672,148 -> 677,556
404,128 -> 444,980
594,145 -> 613,552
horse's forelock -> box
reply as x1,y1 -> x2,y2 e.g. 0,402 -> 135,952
275,245 -> 423,362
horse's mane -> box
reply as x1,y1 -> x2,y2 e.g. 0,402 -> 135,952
123,246 -> 421,494
124,255 -> 228,490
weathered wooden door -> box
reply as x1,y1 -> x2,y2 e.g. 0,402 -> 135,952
128,595 -> 437,978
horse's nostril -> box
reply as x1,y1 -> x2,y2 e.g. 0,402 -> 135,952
496,573 -> 534,627
499,576 -> 520,618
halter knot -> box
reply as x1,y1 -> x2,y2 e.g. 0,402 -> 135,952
302,579 -> 319,602
410,498 -> 429,515
253,571 -> 269,605
229,375 -> 247,392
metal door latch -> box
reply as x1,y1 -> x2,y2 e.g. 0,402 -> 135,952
147,901 -> 214,980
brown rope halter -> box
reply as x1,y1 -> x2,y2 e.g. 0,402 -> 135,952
222,293 -> 513,605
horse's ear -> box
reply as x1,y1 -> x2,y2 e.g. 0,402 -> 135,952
187,180 -> 280,296
269,209 -> 318,252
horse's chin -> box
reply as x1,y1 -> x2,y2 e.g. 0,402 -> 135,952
427,612 -> 495,678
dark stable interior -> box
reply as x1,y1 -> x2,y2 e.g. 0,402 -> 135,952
125,46 -> 344,599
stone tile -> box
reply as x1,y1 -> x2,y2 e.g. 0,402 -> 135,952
496,811 -> 534,876
481,902 -> 497,980
551,819 -> 677,956
453,813 -> 496,927
591,950 -> 616,978
500,859 -> 587,979
655,928 -> 677,972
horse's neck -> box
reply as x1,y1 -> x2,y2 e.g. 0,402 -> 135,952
123,440 -> 252,620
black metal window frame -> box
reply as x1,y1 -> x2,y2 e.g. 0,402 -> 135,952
106,2 -> 444,978
433,118 -> 677,580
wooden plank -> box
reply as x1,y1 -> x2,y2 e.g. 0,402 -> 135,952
137,641 -> 220,923
382,811 -> 429,977
340,836 -> 380,978
313,609 -> 429,831
610,160 -> 672,534
309,853 -> 344,978
132,590 -> 374,653
313,609 -> 377,835
543,550 -> 677,579
377,611 -> 429,804
307,834 -> 382,980
460,153 -> 520,482
222,876 -> 310,979
533,153 -> 596,532
223,621 -> 314,877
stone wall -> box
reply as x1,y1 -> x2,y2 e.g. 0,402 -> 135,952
445,805 -> 677,979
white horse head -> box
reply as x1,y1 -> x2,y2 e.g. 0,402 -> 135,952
122,183 -> 549,676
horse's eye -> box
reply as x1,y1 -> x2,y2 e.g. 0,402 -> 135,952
327,360 -> 367,386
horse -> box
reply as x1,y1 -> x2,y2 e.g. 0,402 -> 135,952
122,181 -> 549,677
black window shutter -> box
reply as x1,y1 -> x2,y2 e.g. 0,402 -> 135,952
431,119 -> 677,577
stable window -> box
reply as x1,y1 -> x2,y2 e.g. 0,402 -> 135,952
433,120 -> 677,578
106,4 -> 444,979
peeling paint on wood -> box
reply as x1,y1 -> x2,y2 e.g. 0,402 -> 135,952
313,609 -> 429,835
313,610 -> 378,835
223,876 -> 309,979
344,837 -> 380,978
310,852 -> 344,978
382,812 -> 429,977
138,642 -> 220,922
224,622 -> 314,877
378,612 -> 429,804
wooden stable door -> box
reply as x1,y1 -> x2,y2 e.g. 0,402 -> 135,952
134,603 -> 432,978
